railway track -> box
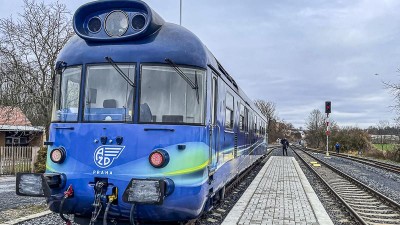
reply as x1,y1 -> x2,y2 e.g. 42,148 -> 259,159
304,147 -> 400,174
292,145 -> 400,225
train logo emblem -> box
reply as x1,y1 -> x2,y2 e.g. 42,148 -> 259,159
94,145 -> 125,168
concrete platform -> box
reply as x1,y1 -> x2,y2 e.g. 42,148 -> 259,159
222,156 -> 333,225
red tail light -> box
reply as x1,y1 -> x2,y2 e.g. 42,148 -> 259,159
149,150 -> 169,168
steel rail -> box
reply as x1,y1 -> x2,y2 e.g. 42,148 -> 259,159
292,145 -> 400,225
291,146 -> 368,225
304,147 -> 400,174
297,146 -> 400,211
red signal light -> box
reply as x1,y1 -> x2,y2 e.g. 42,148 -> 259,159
325,101 -> 331,114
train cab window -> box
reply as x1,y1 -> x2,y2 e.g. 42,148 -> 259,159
52,66 -> 82,122
140,65 -> 205,124
225,93 -> 234,129
239,104 -> 245,131
84,64 -> 135,122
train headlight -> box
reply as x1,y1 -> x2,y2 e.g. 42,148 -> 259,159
50,147 -> 66,164
105,10 -> 129,37
88,17 -> 102,33
131,14 -> 146,30
16,173 -> 51,197
149,150 -> 169,168
122,178 -> 165,204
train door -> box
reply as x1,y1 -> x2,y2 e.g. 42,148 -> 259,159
209,73 -> 219,174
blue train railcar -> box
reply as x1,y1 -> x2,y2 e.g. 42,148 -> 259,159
16,0 -> 268,224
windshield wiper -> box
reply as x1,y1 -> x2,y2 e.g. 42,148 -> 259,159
165,58 -> 199,103
55,61 -> 67,74
105,56 -> 135,87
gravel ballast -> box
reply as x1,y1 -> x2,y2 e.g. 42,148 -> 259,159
309,150 -> 400,204
0,176 -> 47,223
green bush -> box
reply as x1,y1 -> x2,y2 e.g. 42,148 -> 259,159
34,147 -> 47,173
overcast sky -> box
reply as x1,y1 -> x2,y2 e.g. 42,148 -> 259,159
1,0 -> 400,129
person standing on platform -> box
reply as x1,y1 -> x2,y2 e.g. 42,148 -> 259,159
335,142 -> 340,153
281,138 -> 289,156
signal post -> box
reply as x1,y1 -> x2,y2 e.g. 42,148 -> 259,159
325,101 -> 331,157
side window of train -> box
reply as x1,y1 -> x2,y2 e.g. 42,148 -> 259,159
261,121 -> 264,135
239,104 -> 245,131
248,111 -> 252,133
225,92 -> 234,129
265,122 -> 267,134
245,107 -> 249,132
254,115 -> 257,134
256,117 -> 259,135
211,75 -> 218,125
263,121 -> 266,135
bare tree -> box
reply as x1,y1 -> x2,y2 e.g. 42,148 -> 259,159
254,100 -> 276,133
305,109 -> 326,148
254,99 -> 280,143
0,0 -> 73,129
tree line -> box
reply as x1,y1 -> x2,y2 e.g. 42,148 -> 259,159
306,109 -> 399,157
254,100 -> 297,143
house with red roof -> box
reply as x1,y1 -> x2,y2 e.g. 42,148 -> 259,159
0,107 -> 44,147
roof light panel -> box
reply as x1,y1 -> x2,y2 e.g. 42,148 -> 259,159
83,9 -> 148,38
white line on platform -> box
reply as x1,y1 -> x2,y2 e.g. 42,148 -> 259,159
292,157 -> 334,225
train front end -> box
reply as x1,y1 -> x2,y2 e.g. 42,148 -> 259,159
16,0 -> 212,223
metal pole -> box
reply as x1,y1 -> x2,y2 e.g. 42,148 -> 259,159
180,0 -> 182,26
326,114 -> 329,156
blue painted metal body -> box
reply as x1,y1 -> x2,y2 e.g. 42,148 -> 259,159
46,0 -> 268,222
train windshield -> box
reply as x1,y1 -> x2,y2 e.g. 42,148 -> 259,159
84,64 -> 135,122
140,65 -> 205,124
52,66 -> 82,122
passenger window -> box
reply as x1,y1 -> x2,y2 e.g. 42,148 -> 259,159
240,104 -> 245,131
225,93 -> 234,129
248,112 -> 252,132
245,107 -> 249,132
254,116 -> 257,133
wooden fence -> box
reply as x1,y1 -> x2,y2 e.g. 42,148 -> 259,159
0,146 -> 36,175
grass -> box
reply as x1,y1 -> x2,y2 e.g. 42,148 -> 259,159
373,144 -> 398,151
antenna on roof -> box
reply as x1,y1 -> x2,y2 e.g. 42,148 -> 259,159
180,0 -> 182,26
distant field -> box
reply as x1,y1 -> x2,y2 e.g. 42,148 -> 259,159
373,144 -> 398,151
